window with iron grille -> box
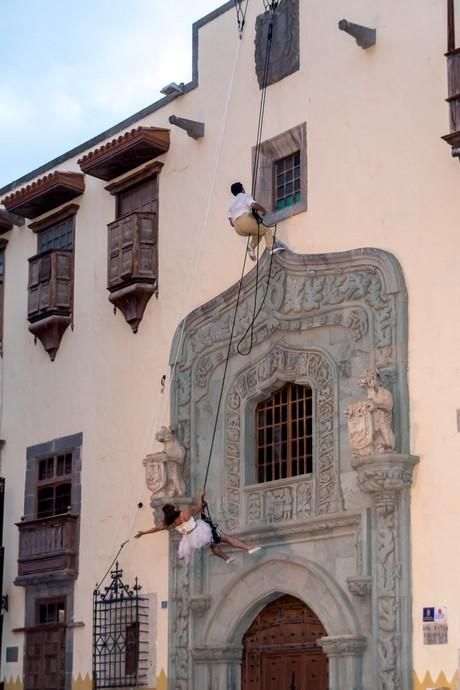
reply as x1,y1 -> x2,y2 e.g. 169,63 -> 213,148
256,382 -> 313,483
274,152 -> 301,210
93,563 -> 149,689
37,216 -> 74,253
36,453 -> 73,518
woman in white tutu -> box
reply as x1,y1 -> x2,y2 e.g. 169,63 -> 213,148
135,494 -> 261,564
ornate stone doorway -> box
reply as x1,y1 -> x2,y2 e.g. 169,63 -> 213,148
242,595 -> 328,690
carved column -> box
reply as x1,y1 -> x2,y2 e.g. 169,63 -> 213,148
318,635 -> 367,690
352,454 -> 419,690
192,646 -> 242,690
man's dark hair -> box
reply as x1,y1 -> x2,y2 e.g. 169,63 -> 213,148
231,182 -> 244,196
162,504 -> 181,526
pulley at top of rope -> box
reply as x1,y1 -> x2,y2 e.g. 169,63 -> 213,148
234,0 -> 248,39
235,0 -> 279,39
263,0 -> 280,13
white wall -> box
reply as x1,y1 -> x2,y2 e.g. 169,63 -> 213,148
1,0 -> 459,686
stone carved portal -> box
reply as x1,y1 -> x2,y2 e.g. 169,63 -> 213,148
168,247 -> 411,690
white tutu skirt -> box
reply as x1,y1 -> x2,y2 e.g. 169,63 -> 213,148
177,518 -> 213,563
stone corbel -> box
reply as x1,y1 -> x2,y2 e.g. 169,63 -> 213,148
189,595 -> 212,615
346,575 -> 372,598
338,19 -> 376,49
351,454 -> 419,495
318,635 -> 367,690
169,115 -> 205,140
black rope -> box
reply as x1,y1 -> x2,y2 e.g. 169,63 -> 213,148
203,10 -> 276,498
238,11 -> 276,356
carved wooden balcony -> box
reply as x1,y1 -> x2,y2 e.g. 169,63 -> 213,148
107,211 -> 158,332
27,249 -> 73,360
443,2 -> 460,156
16,513 -> 78,583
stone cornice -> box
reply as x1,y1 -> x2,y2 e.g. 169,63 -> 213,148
234,511 -> 361,542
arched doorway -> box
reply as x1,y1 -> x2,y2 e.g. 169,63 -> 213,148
242,594 -> 328,690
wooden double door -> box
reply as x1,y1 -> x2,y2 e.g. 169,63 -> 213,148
242,595 -> 328,690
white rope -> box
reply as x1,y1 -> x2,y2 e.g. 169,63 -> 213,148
101,35 -> 244,579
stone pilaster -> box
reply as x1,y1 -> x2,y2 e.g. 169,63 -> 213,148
318,635 -> 367,690
352,454 -> 419,690
192,647 -> 242,690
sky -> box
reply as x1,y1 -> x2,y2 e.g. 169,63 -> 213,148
0,0 -> 223,188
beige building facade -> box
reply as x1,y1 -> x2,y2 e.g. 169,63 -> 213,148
0,1 -> 459,689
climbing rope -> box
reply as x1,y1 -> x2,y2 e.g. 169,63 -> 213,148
203,7 -> 277,503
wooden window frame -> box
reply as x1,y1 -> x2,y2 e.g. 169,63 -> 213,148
255,382 -> 313,484
36,452 -> 73,519
273,151 -> 302,211
0,239 -> 7,355
36,597 -> 66,626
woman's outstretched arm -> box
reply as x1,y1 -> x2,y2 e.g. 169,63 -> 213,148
135,523 -> 167,539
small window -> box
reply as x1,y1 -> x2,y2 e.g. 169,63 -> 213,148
37,216 -> 74,253
255,382 -> 313,483
274,152 -> 301,210
252,123 -> 307,225
38,599 -> 66,625
36,453 -> 73,518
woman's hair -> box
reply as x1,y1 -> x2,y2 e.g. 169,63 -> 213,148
162,504 -> 181,526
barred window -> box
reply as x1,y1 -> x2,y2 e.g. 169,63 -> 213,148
274,152 -> 301,210
37,453 -> 73,518
256,382 -> 313,483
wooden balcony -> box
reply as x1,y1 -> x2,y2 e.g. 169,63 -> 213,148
16,513 -> 78,583
443,2 -> 460,156
27,249 -> 73,360
107,211 -> 158,332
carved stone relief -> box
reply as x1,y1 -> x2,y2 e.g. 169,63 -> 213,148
143,426 -> 186,498
255,0 -> 299,88
345,370 -> 395,457
224,346 -> 341,530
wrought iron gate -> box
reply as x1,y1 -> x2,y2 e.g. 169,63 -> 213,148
92,563 -> 149,688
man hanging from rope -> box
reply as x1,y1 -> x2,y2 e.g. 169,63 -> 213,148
135,493 -> 261,564
228,181 -> 282,261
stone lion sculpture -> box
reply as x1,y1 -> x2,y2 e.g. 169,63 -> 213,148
143,426 -> 186,498
345,370 -> 395,456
